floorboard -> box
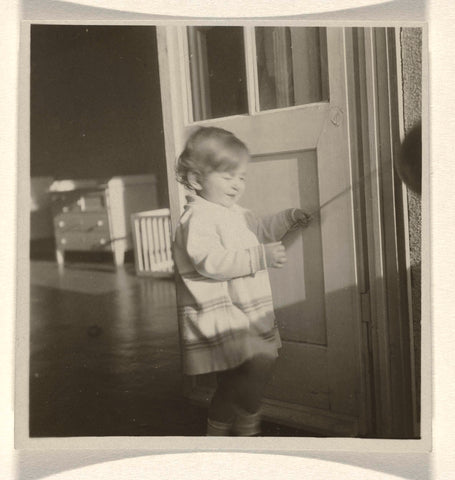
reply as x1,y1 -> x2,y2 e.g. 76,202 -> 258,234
29,252 -> 315,437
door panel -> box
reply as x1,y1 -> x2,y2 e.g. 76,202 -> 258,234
265,342 -> 329,409
157,26 -> 364,434
193,104 -> 329,155
239,152 -> 326,345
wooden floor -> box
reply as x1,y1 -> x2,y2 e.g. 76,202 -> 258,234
29,249 -> 313,437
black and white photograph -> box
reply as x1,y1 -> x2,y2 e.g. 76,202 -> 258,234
21,22 -> 424,444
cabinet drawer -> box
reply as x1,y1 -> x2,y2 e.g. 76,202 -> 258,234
50,192 -> 81,214
54,213 -> 110,234
55,231 -> 112,251
50,190 -> 106,214
54,214 -> 78,231
79,213 -> 109,231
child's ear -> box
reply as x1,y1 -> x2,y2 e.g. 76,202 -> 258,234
187,172 -> 202,191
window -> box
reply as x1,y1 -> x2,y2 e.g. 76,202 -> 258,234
255,27 -> 329,111
187,26 -> 248,121
187,26 -> 329,121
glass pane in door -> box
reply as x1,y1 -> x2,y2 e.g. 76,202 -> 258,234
187,26 -> 248,121
255,27 -> 329,111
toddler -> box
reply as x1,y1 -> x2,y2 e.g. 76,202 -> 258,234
173,127 -> 311,436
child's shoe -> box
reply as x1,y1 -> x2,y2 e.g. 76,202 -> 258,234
232,406 -> 262,436
206,418 -> 233,436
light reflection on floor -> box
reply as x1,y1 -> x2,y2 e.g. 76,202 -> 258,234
29,257 -> 312,437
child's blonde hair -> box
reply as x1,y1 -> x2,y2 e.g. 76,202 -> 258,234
176,127 -> 249,190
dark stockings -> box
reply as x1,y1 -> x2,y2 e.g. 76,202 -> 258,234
208,355 -> 275,426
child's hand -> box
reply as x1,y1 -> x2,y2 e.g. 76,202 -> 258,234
291,209 -> 312,229
264,242 -> 287,268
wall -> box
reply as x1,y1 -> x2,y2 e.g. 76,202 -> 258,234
400,27 -> 422,417
31,25 -> 168,207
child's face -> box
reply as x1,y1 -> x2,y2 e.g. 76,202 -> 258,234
197,155 -> 248,208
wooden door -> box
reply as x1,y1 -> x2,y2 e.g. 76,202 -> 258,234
157,26 -> 365,435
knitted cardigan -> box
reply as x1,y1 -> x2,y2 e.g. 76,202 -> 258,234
173,195 -> 294,375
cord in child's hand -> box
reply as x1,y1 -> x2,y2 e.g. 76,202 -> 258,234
291,209 -> 312,229
264,242 -> 287,268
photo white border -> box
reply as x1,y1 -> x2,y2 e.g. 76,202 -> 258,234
4,0 -> 452,479
15,18 -> 430,454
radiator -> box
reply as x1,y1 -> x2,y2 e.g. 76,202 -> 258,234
131,208 -> 174,277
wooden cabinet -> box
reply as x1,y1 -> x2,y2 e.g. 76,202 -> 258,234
49,175 -> 159,266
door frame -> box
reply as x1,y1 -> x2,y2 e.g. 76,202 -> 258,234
345,26 -> 417,438
156,24 -> 416,437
